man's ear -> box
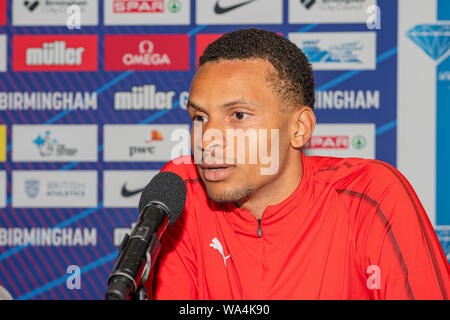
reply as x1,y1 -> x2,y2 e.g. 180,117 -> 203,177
290,106 -> 316,149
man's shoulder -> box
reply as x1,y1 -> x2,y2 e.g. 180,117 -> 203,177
308,155 -> 420,230
308,155 -> 406,193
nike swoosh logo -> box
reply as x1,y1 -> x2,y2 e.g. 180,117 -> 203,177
214,0 -> 258,14
121,183 -> 144,198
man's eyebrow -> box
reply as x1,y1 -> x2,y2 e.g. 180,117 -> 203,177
187,98 -> 260,112
187,100 -> 207,113
220,98 -> 260,108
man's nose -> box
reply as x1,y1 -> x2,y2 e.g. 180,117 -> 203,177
193,117 -> 226,155
202,129 -> 224,160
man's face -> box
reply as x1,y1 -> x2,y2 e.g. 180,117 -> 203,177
187,59 -> 292,203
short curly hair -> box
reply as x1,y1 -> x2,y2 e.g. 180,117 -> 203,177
199,28 -> 315,110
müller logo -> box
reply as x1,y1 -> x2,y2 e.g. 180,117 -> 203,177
123,40 -> 171,66
13,35 -> 98,71
26,41 -> 85,66
105,34 -> 189,71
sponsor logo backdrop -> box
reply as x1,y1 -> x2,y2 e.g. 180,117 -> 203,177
0,0 -> 446,300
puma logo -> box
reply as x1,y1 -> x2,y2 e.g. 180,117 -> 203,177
210,237 -> 230,267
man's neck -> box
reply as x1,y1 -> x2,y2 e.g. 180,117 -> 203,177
237,152 -> 303,220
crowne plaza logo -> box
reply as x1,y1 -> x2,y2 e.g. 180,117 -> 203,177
13,35 -> 98,71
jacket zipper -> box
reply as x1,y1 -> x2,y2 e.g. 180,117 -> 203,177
257,219 -> 262,238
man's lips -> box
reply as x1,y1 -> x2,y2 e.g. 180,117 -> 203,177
200,164 -> 235,182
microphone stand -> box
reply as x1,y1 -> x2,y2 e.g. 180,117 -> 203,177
131,235 -> 162,301
107,231 -> 162,300
105,204 -> 167,300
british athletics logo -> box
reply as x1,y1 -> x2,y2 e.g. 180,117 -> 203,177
104,35 -> 189,71
13,35 -> 98,72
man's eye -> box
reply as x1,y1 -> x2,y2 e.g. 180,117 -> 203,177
233,112 -> 249,120
192,115 -> 207,123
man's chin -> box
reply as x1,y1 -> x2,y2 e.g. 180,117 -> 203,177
204,183 -> 253,204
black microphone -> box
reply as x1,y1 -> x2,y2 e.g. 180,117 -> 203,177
105,171 -> 187,300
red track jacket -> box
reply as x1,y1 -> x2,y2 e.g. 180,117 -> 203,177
148,153 -> 450,299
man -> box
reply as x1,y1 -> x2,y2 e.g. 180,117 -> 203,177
147,28 -> 450,299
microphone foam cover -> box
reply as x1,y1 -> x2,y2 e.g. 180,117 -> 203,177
138,171 -> 187,225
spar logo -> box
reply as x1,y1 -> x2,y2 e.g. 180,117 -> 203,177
113,0 -> 182,13
13,35 -> 98,71
303,124 -> 374,159
105,35 -> 189,71
304,135 -> 367,150
304,136 -> 349,149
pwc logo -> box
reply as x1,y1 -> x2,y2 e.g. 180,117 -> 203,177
105,35 -> 189,71
145,129 -> 164,143
13,35 -> 98,71
129,129 -> 164,157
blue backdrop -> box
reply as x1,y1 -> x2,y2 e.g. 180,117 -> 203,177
0,0 -> 413,300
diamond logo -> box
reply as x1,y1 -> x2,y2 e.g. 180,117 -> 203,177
407,24 -> 450,62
